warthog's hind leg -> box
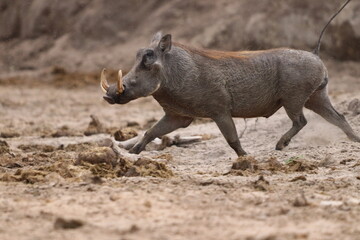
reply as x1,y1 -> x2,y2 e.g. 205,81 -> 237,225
305,88 -> 360,142
276,104 -> 308,150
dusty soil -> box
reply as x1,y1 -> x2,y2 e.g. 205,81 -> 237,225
0,58 -> 359,240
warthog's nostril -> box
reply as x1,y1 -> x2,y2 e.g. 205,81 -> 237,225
103,95 -> 115,104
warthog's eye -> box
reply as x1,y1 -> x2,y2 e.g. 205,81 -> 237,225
142,49 -> 156,67
146,51 -> 154,57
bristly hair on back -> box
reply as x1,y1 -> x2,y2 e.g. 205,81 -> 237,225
173,42 -> 284,60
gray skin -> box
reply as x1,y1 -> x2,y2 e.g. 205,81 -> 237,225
103,32 -> 360,156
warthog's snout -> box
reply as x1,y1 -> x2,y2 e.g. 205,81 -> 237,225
100,69 -> 124,94
103,95 -> 115,104
100,68 -> 127,104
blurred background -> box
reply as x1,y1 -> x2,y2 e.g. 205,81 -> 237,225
0,0 -> 359,74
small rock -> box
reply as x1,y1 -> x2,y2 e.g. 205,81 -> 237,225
51,126 -> 74,137
54,217 -> 84,229
293,192 -> 309,207
253,175 -> 270,191
109,194 -> 120,201
144,201 -> 152,208
4,162 -> 23,169
84,115 -> 105,136
51,66 -> 67,75
232,156 -> 257,171
113,128 -> 138,141
199,179 -> 214,186
0,130 -> 20,138
340,159 -> 354,165
290,175 -> 307,182
126,121 -> 140,127
348,98 -> 360,115
160,136 -> 174,150
128,224 -> 140,233
90,176 -> 103,184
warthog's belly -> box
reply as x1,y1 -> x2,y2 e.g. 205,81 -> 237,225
231,99 -> 282,118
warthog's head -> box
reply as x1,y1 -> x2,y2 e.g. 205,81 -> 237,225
100,33 -> 172,104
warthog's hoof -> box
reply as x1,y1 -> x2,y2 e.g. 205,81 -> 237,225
237,150 -> 247,156
129,144 -> 143,154
275,139 -> 291,150
275,145 -> 284,151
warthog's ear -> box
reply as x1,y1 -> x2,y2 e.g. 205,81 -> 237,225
151,31 -> 162,44
158,34 -> 172,53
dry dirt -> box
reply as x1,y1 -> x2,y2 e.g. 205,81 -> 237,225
0,59 -> 360,240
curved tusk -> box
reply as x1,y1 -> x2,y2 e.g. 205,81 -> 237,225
100,68 -> 110,93
117,70 -> 124,94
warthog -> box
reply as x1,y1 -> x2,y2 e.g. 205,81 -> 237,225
101,0 -> 359,156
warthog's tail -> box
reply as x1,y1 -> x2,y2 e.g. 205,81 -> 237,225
313,0 -> 351,56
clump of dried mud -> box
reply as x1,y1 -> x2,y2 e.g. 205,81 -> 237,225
54,217 -> 84,230
124,157 -> 174,178
0,130 -> 20,138
76,156 -> 173,179
285,157 -> 318,172
76,147 -> 118,166
84,115 -> 106,136
227,155 -> 318,176
252,175 -> 271,191
0,161 -> 84,184
18,144 -> 56,153
51,125 -> 81,138
0,142 -> 173,184
0,140 -> 10,155
113,128 -> 138,141
62,142 -> 97,152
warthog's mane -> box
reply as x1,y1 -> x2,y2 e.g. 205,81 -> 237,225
173,42 -> 286,60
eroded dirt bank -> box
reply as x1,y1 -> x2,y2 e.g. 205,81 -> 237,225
1,0 -> 360,73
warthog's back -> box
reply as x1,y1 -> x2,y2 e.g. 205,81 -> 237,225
215,48 -> 327,118
164,45 -> 327,119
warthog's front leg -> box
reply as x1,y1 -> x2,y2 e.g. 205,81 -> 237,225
213,114 -> 247,156
129,114 -> 193,154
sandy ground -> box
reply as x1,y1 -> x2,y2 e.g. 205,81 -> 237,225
0,59 -> 360,240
